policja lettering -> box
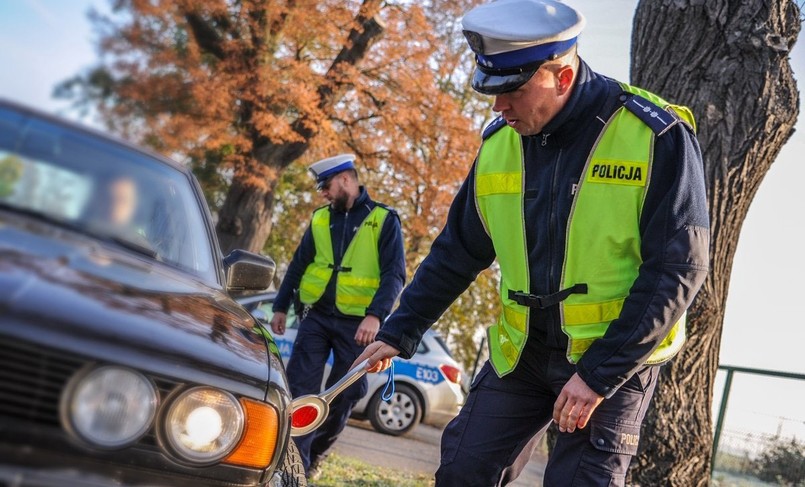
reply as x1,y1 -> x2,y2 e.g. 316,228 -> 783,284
587,160 -> 647,186
592,163 -> 641,181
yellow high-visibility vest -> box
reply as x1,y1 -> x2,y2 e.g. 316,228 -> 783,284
476,83 -> 693,376
298,206 -> 389,317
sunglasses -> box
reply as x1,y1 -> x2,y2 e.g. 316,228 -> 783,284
318,175 -> 337,192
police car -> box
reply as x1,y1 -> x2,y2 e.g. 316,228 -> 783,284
237,292 -> 465,436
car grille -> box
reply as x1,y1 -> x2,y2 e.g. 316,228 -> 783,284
0,339 -> 85,427
0,339 -> 178,437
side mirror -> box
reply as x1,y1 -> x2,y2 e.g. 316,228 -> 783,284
223,250 -> 275,292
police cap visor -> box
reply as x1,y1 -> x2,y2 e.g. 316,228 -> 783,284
471,67 -> 538,95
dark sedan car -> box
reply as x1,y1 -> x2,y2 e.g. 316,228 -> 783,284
0,100 -> 305,486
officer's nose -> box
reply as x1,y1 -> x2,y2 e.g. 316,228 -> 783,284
493,94 -> 511,113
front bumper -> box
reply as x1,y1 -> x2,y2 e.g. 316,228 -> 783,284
0,463 -> 163,487
0,440 -> 264,487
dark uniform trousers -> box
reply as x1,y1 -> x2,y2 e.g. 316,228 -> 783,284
286,308 -> 368,474
436,339 -> 659,487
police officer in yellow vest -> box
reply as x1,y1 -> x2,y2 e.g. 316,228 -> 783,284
270,154 -> 405,478
355,1 -> 709,485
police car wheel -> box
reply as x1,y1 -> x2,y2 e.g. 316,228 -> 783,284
367,383 -> 422,436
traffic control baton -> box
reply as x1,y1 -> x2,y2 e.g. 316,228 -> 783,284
289,359 -> 370,437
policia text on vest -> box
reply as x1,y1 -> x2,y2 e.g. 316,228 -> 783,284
588,161 -> 645,185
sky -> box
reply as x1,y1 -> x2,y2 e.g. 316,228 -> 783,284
1,0 -> 803,441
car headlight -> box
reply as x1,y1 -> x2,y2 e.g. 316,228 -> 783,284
64,366 -> 157,448
164,387 -> 244,464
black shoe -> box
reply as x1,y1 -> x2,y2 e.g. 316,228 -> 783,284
308,455 -> 325,481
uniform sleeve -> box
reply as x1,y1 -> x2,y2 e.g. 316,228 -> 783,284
365,211 -> 406,321
272,224 -> 316,314
575,122 -> 710,398
376,164 -> 497,358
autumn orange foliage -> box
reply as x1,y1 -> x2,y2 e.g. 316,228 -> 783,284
62,0 -> 489,253
61,0 -> 500,366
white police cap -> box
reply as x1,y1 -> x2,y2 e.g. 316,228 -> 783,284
461,0 -> 585,95
309,154 -> 356,189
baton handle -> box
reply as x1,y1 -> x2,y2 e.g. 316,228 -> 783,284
320,358 -> 370,404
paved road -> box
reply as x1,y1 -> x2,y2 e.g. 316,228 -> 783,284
333,419 -> 547,486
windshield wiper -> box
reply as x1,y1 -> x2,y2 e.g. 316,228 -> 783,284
0,201 -> 158,260
101,234 -> 158,259
0,201 -> 89,235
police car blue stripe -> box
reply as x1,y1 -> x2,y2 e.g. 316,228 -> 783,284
277,337 -> 444,383
386,360 -> 445,385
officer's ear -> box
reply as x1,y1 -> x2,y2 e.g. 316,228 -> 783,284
555,64 -> 575,95
344,168 -> 359,187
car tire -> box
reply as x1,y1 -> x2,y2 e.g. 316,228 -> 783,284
273,437 -> 307,486
367,383 -> 422,436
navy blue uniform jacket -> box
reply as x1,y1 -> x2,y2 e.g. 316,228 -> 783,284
376,60 -> 710,398
273,187 -> 406,321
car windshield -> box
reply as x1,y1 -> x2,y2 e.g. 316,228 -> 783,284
0,105 -> 217,281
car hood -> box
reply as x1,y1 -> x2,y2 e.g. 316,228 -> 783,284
0,214 -> 271,400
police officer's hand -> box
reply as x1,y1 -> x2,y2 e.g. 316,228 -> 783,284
352,340 -> 399,373
269,311 -> 287,335
355,314 -> 381,346
553,373 -> 604,433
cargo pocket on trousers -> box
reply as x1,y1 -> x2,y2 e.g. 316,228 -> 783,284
440,365 -> 489,465
572,420 -> 642,487
588,420 -> 641,455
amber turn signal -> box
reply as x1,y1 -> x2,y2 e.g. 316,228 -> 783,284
224,398 -> 279,468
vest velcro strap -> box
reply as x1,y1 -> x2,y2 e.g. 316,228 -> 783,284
508,283 -> 588,309
328,264 -> 353,272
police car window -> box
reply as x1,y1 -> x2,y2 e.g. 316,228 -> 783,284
257,301 -> 298,328
417,341 -> 428,354
432,334 -> 455,359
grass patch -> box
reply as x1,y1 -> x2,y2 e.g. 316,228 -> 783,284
312,453 -> 434,487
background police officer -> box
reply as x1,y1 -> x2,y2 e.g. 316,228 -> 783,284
271,154 -> 405,478
355,0 -> 709,485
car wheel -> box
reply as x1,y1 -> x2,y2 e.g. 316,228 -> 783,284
272,437 -> 307,486
367,383 -> 422,436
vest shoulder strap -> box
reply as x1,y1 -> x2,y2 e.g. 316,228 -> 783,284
617,81 -> 697,135
311,205 -> 330,217
622,94 -> 682,137
482,117 -> 508,140
372,202 -> 398,219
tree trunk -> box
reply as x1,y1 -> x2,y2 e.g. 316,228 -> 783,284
216,166 -> 279,254
214,9 -> 385,254
628,1 -> 800,485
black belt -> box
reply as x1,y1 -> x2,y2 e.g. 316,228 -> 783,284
508,283 -> 588,309
328,264 -> 352,272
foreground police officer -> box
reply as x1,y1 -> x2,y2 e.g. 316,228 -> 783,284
270,154 -> 405,478
355,0 -> 709,485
